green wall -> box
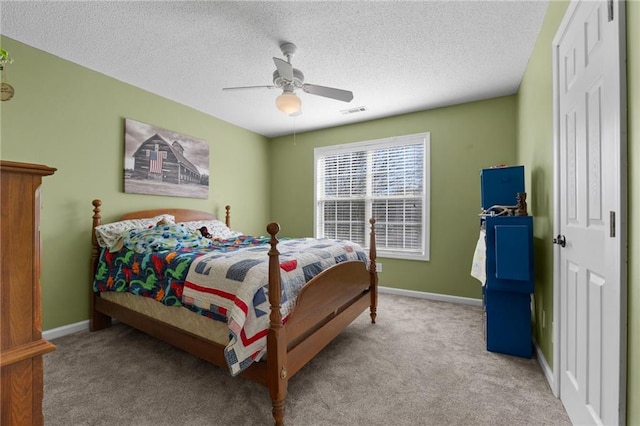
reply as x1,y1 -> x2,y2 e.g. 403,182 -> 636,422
625,1 -> 639,424
269,96 -> 518,299
518,1 -> 638,423
516,0 -> 569,369
0,37 -> 271,330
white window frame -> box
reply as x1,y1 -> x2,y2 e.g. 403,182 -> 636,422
314,132 -> 430,261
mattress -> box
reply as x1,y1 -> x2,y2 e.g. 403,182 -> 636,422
100,291 -> 229,344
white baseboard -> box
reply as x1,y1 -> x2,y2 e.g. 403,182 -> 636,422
43,289 -> 481,340
43,320 -> 90,341
378,286 -> 483,306
534,338 -> 558,397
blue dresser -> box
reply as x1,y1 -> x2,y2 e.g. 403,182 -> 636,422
479,166 -> 533,358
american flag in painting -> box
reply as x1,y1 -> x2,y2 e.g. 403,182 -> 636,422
149,150 -> 164,173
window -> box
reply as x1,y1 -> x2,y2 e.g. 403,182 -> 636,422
314,133 -> 429,261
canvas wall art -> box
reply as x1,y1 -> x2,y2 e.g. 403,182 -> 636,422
124,119 -> 209,199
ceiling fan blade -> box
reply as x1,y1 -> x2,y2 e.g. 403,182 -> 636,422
302,84 -> 354,102
273,57 -> 294,82
222,85 -> 276,91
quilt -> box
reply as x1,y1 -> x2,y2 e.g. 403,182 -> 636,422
181,237 -> 368,376
92,236 -> 271,320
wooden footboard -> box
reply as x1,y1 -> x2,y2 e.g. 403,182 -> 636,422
264,219 -> 378,425
89,200 -> 377,426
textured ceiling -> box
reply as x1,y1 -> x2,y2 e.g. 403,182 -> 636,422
1,1 -> 549,138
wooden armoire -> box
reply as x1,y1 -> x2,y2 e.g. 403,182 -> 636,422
1,160 -> 57,425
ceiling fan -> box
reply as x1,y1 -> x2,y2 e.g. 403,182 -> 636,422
222,42 -> 354,116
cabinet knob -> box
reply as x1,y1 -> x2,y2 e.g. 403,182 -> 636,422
553,234 -> 566,247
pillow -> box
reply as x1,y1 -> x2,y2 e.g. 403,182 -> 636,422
95,214 -> 175,249
123,223 -> 213,253
177,219 -> 241,239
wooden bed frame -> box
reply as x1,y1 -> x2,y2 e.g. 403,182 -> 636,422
89,199 -> 378,425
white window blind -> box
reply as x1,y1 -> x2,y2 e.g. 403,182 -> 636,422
314,133 -> 429,261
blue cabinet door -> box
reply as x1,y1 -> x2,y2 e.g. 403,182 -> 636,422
484,216 -> 534,293
483,215 -> 534,358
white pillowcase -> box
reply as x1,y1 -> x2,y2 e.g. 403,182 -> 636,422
95,214 -> 175,249
178,219 -> 241,239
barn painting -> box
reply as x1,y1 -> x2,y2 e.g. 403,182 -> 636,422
124,119 -> 209,198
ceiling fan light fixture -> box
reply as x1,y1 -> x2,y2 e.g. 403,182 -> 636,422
223,41 -> 352,116
275,92 -> 302,115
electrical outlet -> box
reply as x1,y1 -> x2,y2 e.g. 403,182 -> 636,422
376,262 -> 382,272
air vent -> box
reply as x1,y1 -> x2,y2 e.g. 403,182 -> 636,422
340,106 -> 367,115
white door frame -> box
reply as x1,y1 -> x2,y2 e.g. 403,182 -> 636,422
551,0 -> 628,420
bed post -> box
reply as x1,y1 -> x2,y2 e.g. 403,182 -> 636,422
369,218 -> 378,324
224,205 -> 231,228
266,222 -> 287,426
90,199 -> 111,331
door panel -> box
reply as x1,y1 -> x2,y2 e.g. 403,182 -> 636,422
554,0 -> 626,425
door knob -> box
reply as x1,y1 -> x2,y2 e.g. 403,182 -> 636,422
553,234 -> 566,247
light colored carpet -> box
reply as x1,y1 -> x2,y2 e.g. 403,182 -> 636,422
43,293 -> 571,425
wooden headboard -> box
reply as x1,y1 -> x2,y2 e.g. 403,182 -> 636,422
120,207 -> 230,227
90,199 -> 231,229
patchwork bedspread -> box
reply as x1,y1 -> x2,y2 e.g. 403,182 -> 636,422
93,235 -> 368,375
181,238 -> 368,375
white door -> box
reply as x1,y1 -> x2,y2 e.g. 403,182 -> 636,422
553,0 -> 626,425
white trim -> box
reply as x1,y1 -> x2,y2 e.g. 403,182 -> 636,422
534,338 -> 557,397
550,6 -> 564,398
314,132 -> 429,155
615,5 -> 629,424
43,320 -> 90,341
42,287 -> 480,342
382,287 -> 556,395
378,286 -> 482,307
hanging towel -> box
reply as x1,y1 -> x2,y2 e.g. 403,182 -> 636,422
471,229 -> 487,285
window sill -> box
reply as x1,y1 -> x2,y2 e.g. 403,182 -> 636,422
373,250 -> 429,262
